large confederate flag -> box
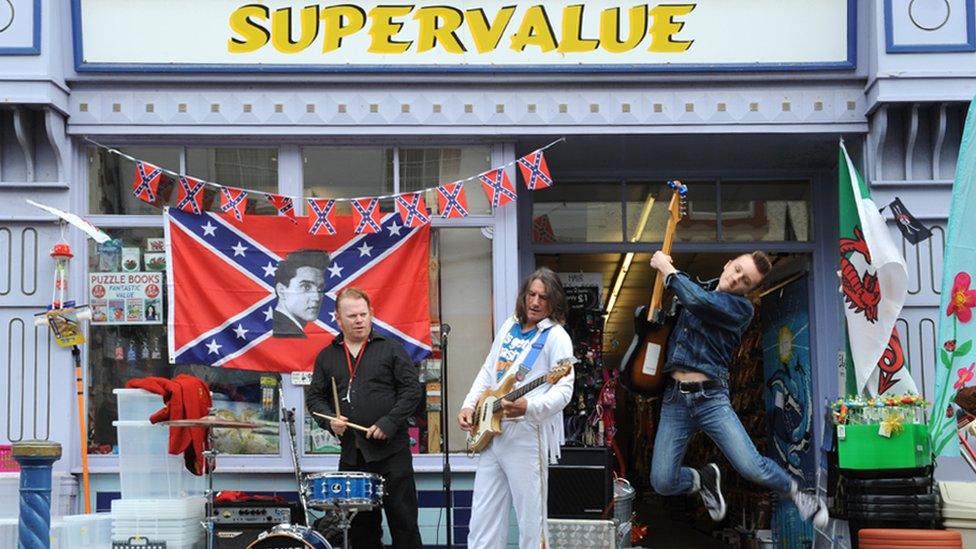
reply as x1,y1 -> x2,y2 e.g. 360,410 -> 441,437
165,208 -> 431,372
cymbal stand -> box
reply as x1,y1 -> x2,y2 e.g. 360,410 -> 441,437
279,384 -> 311,527
202,425 -> 217,549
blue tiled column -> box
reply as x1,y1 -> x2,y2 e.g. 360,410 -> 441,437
12,441 -> 62,549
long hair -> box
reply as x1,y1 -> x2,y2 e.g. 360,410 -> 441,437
514,267 -> 568,325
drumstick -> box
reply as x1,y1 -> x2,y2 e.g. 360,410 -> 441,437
331,377 -> 342,417
312,412 -> 370,433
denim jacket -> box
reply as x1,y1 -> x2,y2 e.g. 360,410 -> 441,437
662,271 -> 754,384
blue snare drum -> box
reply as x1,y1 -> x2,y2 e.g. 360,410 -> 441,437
306,472 -> 383,510
247,523 -> 331,549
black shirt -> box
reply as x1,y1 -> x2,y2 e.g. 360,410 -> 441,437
305,331 -> 421,463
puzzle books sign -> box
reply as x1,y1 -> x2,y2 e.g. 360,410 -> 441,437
89,272 -> 164,325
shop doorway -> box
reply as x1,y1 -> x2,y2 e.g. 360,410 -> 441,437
537,251 -> 816,548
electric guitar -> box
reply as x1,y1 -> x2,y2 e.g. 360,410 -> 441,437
466,358 -> 576,453
619,180 -> 688,397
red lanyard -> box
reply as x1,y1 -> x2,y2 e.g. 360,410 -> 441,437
343,339 -> 369,387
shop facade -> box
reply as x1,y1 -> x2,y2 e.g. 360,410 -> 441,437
1,0 -> 975,545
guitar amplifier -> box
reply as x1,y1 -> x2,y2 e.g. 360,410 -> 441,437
548,446 -> 613,519
213,501 -> 301,549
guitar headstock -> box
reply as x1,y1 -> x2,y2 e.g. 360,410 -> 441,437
665,180 -> 688,224
546,357 -> 577,384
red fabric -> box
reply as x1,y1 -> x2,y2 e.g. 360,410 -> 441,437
215,491 -> 286,504
126,375 -> 212,475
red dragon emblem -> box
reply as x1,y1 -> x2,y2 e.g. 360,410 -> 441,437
840,226 -> 881,323
876,328 -> 905,395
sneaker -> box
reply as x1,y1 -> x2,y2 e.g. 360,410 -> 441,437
791,488 -> 829,529
697,463 -> 726,522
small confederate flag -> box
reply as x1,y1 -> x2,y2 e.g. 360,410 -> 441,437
307,198 -> 337,235
517,150 -> 554,190
437,181 -> 468,219
267,194 -> 297,224
219,187 -> 248,222
352,198 -> 383,234
395,192 -> 430,227
132,161 -> 163,204
479,168 -> 517,209
176,176 -> 206,214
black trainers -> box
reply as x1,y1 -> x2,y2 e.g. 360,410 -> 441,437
791,487 -> 829,529
698,463 -> 726,522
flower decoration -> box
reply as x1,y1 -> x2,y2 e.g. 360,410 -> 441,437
946,340 -> 958,353
955,363 -> 976,391
948,272 -> 976,323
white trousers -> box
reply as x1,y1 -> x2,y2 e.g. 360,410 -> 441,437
468,420 -> 549,549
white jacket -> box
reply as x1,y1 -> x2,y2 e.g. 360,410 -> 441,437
461,316 -> 575,463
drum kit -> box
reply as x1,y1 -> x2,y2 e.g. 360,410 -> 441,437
163,386 -> 384,549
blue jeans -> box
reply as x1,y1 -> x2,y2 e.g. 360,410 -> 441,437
650,382 -> 793,496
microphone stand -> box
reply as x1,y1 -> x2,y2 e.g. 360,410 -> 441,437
279,384 -> 311,527
440,323 -> 453,548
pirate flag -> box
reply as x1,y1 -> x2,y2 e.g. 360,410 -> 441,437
887,197 -> 932,245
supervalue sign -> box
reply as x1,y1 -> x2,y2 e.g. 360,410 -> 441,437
73,0 -> 854,72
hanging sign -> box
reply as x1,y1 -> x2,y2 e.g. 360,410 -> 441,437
74,0 -> 853,71
88,272 -> 164,325
559,272 -> 603,312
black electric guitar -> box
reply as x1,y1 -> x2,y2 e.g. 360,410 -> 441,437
619,180 -> 687,397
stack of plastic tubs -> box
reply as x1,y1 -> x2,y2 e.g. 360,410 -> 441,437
940,481 -> 976,547
50,513 -> 113,548
841,466 -> 942,548
112,388 -> 206,548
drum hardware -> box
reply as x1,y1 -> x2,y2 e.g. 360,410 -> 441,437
305,472 -> 383,549
280,384 -> 313,528
163,412 -> 263,549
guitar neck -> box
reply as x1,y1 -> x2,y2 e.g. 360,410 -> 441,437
492,376 -> 549,412
647,215 -> 679,317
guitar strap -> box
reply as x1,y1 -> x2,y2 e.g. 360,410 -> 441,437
502,325 -> 552,384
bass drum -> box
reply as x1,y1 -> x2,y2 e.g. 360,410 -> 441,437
246,523 -> 331,549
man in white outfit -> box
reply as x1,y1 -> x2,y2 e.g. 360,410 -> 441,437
458,267 -> 575,549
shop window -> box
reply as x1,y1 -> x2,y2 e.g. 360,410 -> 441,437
86,228 -> 281,455
626,181 -> 718,243
88,147 -> 181,215
720,181 -> 810,242
186,147 -> 279,215
532,182 -> 623,242
398,147 -> 492,215
302,147 -> 394,200
305,226 -> 494,454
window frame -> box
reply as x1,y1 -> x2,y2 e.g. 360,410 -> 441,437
80,140 -> 510,474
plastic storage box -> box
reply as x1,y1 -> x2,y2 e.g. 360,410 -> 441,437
941,481 -> 976,548
114,388 -> 165,421
837,423 -> 932,470
111,498 -> 205,549
50,513 -> 113,549
114,420 -> 205,499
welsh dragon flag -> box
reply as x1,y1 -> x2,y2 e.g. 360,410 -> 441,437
929,95 -> 976,456
838,141 -> 916,397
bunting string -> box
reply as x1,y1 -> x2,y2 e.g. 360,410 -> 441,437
86,136 -> 564,233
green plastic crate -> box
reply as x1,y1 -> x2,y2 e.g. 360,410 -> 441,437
837,423 -> 931,469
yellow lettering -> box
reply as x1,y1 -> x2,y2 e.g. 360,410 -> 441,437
509,5 -> 557,53
228,4 -> 270,54
271,5 -> 320,54
648,4 -> 694,53
321,5 -> 367,53
599,6 -> 647,53
557,5 -> 598,53
415,6 -> 466,54
465,7 -> 516,54
368,5 -> 414,54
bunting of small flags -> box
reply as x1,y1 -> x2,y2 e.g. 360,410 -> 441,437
267,194 -> 297,224
307,198 -> 337,235
517,149 -> 554,190
437,181 -> 468,219
219,187 -> 248,222
352,197 -> 384,234
395,192 -> 430,227
132,161 -> 163,203
117,140 -> 564,233
479,167 -> 517,210
176,176 -> 206,215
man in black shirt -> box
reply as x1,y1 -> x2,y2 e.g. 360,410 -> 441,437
305,287 -> 423,549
